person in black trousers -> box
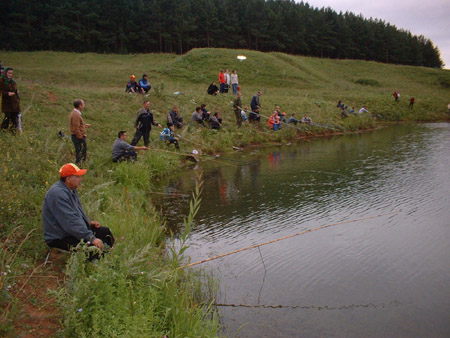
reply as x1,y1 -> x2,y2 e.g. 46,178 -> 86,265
131,100 -> 162,147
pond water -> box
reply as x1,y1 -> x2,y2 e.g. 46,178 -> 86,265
154,123 -> 450,337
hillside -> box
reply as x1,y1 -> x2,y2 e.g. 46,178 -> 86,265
1,48 -> 449,337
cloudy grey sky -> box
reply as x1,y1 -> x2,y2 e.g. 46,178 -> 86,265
301,0 -> 450,69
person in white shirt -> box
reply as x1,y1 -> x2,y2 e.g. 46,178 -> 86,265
231,70 -> 239,95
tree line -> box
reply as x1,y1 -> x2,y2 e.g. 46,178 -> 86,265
0,0 -> 443,68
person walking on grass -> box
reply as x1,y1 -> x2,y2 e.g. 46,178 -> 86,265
131,100 -> 162,147
112,130 -> 149,162
1,67 -> 21,132
233,92 -> 243,127
409,97 -> 415,109
70,99 -> 90,165
42,163 -> 115,257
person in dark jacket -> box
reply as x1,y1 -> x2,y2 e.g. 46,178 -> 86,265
125,75 -> 143,94
1,67 -> 21,132
191,107 -> 205,126
131,100 -> 162,147
200,103 -> 210,122
250,91 -> 262,111
210,112 -> 222,130
207,81 -> 219,95
112,130 -> 148,162
167,105 -> 183,129
42,163 -> 115,256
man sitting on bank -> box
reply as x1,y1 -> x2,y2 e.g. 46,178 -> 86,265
42,163 -> 115,254
112,130 -> 149,162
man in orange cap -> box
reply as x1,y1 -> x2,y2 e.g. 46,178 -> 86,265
42,163 -> 114,255
125,74 -> 143,94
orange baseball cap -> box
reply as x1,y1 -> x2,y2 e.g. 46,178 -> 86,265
130,74 -> 136,79
59,163 -> 87,177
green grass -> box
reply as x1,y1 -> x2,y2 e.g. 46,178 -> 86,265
0,48 -> 449,336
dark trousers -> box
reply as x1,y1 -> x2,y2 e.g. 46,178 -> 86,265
219,83 -> 225,93
235,110 -> 243,127
113,150 -> 137,162
47,226 -> 115,260
1,111 -> 19,131
249,112 -> 260,123
131,129 -> 150,147
71,135 -> 87,164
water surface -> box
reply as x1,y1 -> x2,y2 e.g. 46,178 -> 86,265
155,123 -> 450,337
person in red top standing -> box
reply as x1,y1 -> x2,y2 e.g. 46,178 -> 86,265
393,90 -> 400,101
409,97 -> 415,109
218,69 -> 226,93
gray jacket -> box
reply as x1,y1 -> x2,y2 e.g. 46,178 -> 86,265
42,181 -> 95,244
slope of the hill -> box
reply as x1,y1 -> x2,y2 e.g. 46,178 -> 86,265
0,48 -> 449,337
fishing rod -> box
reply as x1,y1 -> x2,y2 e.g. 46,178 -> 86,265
199,153 -> 253,165
177,211 -> 400,270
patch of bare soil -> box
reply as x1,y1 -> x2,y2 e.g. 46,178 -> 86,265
12,250 -> 68,338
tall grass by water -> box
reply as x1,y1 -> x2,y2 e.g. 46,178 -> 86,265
0,48 -> 449,335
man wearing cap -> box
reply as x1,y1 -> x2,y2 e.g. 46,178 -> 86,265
125,75 -> 142,94
70,99 -> 90,165
42,163 -> 114,253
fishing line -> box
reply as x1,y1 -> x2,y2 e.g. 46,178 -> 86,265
213,300 -> 399,310
177,211 -> 399,270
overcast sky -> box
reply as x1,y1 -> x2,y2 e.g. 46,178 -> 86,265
301,0 -> 450,69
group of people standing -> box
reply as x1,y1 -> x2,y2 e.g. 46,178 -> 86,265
208,68 -> 239,95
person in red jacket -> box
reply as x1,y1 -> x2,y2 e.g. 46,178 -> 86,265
218,69 -> 226,93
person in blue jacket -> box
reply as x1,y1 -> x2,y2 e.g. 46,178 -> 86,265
42,163 -> 115,256
139,74 -> 151,94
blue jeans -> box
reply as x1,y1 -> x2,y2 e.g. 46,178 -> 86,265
232,83 -> 238,95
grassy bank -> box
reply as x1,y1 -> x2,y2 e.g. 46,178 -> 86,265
1,49 -> 449,336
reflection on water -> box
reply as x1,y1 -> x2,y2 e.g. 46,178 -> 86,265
153,123 -> 450,338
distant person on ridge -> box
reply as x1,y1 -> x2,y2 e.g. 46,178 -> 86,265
218,70 -> 226,93
393,90 -> 400,101
224,69 -> 231,93
231,70 -> 239,95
